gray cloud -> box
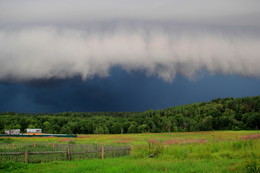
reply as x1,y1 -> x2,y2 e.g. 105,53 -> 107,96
0,0 -> 260,82
1,0 -> 260,26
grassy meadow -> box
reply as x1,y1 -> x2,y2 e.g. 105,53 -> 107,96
0,131 -> 259,173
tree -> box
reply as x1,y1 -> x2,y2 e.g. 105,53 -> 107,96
200,116 -> 213,131
137,124 -> 148,133
128,123 -> 137,133
60,125 -> 72,134
110,122 -> 122,134
94,126 -> 104,134
43,121 -> 52,133
245,112 -> 260,129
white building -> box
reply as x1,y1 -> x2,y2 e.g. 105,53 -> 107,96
5,129 -> 20,135
26,128 -> 42,135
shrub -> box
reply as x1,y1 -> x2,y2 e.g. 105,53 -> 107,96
147,141 -> 164,158
243,158 -> 260,173
232,141 -> 243,150
0,161 -> 26,170
132,141 -> 164,158
0,138 -> 14,144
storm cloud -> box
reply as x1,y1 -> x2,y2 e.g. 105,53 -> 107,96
0,0 -> 260,82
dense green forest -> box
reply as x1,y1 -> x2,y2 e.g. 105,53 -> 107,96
0,96 -> 259,134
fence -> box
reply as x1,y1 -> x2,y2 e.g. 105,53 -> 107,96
0,144 -> 131,163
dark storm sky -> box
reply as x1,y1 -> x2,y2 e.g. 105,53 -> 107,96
0,67 -> 259,113
0,0 -> 260,113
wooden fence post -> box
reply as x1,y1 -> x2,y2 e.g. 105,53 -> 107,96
12,144 -> 15,149
101,146 -> 104,159
24,150 -> 28,163
67,147 -> 71,161
130,146 -> 133,151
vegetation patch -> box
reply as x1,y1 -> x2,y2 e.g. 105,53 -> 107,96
0,131 -> 259,172
0,96 -> 259,135
0,162 -> 27,171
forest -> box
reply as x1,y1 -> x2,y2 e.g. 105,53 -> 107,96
0,96 -> 259,134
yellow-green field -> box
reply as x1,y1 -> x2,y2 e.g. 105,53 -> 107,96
0,131 -> 259,173
1,131 -> 259,145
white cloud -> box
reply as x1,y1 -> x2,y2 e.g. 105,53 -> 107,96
0,26 -> 259,81
0,0 -> 260,81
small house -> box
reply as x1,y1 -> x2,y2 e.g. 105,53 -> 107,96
26,129 -> 42,135
5,129 -> 20,135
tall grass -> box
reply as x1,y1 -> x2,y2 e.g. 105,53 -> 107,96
132,139 -> 259,160
0,131 -> 259,172
131,138 -> 259,172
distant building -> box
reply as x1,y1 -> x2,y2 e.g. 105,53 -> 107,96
5,129 -> 20,135
26,129 -> 42,135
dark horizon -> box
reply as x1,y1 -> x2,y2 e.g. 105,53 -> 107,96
1,95 -> 259,114
0,68 -> 259,113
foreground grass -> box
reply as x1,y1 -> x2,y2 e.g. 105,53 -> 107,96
0,157 -> 251,173
0,131 -> 259,173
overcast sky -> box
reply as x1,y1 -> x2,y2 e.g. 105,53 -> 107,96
0,0 -> 259,112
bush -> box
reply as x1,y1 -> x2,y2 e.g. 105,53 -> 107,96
0,138 -> 14,144
147,141 -> 164,158
0,161 -> 27,170
232,141 -> 243,150
132,141 -> 164,158
243,158 -> 260,173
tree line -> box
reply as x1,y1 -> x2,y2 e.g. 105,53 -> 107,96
0,96 -> 259,134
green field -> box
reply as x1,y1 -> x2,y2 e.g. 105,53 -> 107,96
0,131 -> 259,173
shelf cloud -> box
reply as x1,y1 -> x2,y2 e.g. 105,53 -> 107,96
0,0 -> 260,82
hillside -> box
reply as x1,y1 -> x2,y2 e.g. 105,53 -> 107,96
0,96 -> 259,134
